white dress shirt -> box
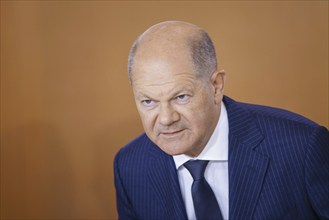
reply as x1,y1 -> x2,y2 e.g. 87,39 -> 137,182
173,102 -> 229,220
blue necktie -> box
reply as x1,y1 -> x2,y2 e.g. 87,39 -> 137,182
184,160 -> 223,220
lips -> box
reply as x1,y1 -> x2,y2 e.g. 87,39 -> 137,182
159,129 -> 184,137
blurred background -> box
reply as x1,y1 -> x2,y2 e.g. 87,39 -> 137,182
1,1 -> 328,219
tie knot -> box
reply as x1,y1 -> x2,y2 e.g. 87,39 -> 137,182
184,160 -> 209,180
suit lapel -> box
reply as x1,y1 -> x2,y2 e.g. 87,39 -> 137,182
224,97 -> 270,219
147,142 -> 187,219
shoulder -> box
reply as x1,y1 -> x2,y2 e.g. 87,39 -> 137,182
224,96 -> 321,129
245,104 -> 317,127
114,133 -> 152,165
245,101 -> 328,144
224,96 -> 328,146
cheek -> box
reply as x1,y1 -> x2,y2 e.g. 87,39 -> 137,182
186,99 -> 215,129
139,112 -> 156,131
179,108 -> 204,130
188,95 -> 213,116
191,113 -> 208,131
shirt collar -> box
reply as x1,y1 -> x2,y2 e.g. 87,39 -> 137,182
173,102 -> 229,169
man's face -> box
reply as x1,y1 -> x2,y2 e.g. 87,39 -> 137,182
131,49 -> 223,157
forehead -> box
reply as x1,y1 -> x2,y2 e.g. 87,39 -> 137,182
133,70 -> 196,88
132,72 -> 201,103
132,61 -> 198,98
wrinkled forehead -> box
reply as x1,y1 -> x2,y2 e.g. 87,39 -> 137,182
132,71 -> 202,104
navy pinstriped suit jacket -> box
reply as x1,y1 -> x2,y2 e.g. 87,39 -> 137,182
114,96 -> 329,220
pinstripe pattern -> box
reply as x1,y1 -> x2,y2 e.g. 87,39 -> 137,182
114,96 -> 329,220
114,134 -> 187,220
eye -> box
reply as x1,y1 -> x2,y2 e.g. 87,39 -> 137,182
142,99 -> 155,107
176,94 -> 190,104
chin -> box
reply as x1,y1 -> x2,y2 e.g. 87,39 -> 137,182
158,143 -> 190,156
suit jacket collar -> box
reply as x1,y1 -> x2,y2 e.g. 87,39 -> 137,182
147,142 -> 188,219
224,96 -> 269,219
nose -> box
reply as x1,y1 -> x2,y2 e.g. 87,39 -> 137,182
158,103 -> 180,126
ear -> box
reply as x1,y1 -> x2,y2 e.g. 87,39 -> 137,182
210,69 -> 226,104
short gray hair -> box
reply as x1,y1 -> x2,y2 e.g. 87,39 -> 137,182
128,37 -> 140,83
128,29 -> 217,83
188,29 -> 217,81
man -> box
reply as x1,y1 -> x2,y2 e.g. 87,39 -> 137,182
114,21 -> 329,220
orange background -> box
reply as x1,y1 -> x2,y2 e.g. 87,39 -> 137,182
1,1 -> 328,219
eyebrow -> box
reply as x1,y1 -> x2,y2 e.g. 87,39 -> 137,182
135,93 -> 153,100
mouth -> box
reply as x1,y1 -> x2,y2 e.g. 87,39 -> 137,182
159,129 -> 185,137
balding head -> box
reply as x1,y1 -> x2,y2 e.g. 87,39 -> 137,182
128,21 -> 217,84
